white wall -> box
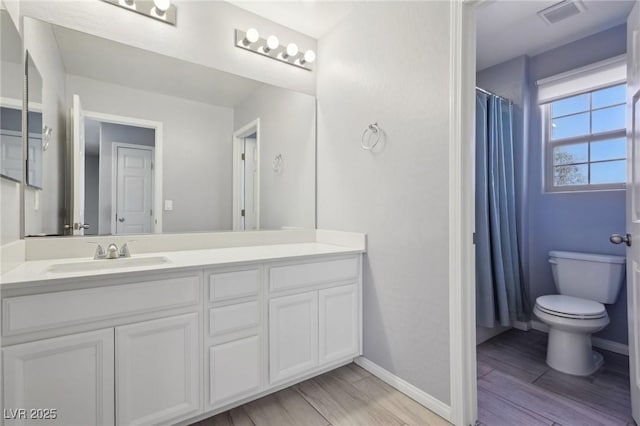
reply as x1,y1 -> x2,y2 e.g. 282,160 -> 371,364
234,85 -> 316,230
66,75 -> 234,233
317,2 -> 452,405
23,17 -> 67,237
19,1 -> 317,95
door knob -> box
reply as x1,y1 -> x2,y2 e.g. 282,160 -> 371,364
118,217 -> 125,222
610,233 -> 632,247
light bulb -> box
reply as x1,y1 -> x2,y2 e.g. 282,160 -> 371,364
266,35 -> 279,51
286,43 -> 299,57
301,50 -> 316,64
153,0 -> 170,13
244,28 -> 260,45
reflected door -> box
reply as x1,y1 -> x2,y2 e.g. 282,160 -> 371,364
243,137 -> 258,231
115,146 -> 153,235
627,2 -> 640,423
71,94 -> 86,235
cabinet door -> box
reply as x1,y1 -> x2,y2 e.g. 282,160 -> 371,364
116,313 -> 200,426
209,335 -> 261,407
269,292 -> 318,384
3,329 -> 114,426
319,284 -> 359,364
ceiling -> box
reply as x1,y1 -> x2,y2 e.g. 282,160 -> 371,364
53,25 -> 263,107
476,0 -> 635,71
225,1 -> 358,38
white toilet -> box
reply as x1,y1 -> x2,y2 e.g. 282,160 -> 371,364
533,251 -> 626,376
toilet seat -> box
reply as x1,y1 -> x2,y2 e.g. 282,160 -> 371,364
535,295 -> 606,320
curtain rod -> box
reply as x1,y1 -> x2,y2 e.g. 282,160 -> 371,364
476,87 -> 513,104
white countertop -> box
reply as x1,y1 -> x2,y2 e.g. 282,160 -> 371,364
0,242 -> 363,289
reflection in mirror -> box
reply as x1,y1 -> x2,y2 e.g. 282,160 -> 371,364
23,18 -> 316,237
0,9 -> 23,244
0,10 -> 23,184
26,53 -> 43,189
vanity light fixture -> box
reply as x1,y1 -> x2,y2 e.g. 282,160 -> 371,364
235,29 -> 315,71
100,0 -> 177,26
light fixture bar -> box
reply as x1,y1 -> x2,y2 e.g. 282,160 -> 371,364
235,29 -> 314,71
100,0 -> 177,26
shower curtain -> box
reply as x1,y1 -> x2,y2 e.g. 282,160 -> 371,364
475,91 -> 528,328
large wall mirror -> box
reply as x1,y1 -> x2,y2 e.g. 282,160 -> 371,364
22,17 -> 316,237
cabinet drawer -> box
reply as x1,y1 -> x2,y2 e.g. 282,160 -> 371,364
3,274 -> 200,336
209,269 -> 260,303
209,301 -> 259,336
269,256 -> 359,292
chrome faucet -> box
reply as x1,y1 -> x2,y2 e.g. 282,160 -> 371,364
93,242 -> 132,260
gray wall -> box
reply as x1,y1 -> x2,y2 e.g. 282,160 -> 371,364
23,17 -> 67,237
66,74 -> 234,233
318,2 -> 452,404
527,24 -> 628,344
97,123 -> 155,235
84,154 -> 99,236
234,85 -> 316,230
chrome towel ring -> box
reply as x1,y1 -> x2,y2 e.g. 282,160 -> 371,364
361,122 -> 381,151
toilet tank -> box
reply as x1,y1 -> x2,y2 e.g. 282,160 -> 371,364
549,251 -> 626,304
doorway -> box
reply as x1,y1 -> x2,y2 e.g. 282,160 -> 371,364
232,119 -> 260,231
72,99 -> 163,235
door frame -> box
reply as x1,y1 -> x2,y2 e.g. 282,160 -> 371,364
232,118 -> 260,231
450,1 -> 484,425
83,110 -> 163,234
110,142 -> 155,235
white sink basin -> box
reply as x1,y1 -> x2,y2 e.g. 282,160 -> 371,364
46,256 -> 171,274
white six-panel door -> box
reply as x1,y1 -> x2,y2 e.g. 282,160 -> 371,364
2,329 -> 115,426
115,146 -> 153,235
627,1 -> 640,422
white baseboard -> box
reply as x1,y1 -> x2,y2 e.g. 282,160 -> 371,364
354,357 -> 451,422
519,319 -> 629,356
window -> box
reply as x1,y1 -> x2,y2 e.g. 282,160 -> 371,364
545,83 -> 626,191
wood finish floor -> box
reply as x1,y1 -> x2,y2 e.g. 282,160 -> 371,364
477,329 -> 634,426
193,363 -> 450,426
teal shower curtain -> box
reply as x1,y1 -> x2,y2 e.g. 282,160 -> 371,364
475,91 -> 527,328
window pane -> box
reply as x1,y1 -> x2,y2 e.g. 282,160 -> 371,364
592,104 -> 625,134
553,144 -> 588,165
590,160 -> 626,184
554,164 -> 587,186
591,138 -> 626,162
592,84 -> 626,109
551,94 -> 589,117
552,113 -> 589,140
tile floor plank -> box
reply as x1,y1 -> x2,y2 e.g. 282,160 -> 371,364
242,388 -> 330,426
350,375 -> 450,426
479,369 -> 626,426
294,373 -> 406,426
193,407 -> 255,426
326,363 -> 371,384
477,386 -> 554,426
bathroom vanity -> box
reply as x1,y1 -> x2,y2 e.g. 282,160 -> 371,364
0,232 -> 365,426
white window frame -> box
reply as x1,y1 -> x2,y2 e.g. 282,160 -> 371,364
543,84 -> 627,193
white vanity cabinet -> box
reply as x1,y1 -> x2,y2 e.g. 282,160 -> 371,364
116,313 -> 201,426
1,249 -> 362,426
2,329 -> 115,426
205,266 -> 263,410
268,256 -> 361,385
1,271 -> 203,426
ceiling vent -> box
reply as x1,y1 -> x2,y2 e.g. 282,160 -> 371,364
538,0 -> 587,25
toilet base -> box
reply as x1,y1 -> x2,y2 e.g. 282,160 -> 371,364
546,327 -> 604,376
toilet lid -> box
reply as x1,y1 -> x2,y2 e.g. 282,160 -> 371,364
536,295 -> 606,319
